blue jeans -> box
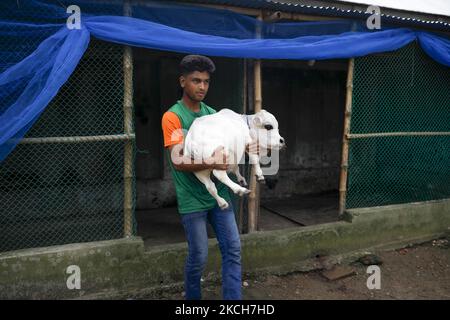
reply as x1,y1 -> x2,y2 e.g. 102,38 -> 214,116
181,204 -> 242,300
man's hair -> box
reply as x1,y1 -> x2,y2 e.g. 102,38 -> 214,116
179,55 -> 216,76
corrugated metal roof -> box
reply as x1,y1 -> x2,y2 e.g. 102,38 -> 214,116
335,0 -> 450,18
177,0 -> 450,30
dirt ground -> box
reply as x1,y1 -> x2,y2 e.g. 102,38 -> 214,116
154,239 -> 450,300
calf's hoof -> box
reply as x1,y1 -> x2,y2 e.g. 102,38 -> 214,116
256,176 -> 265,184
238,179 -> 248,187
218,200 -> 229,210
236,187 -> 251,196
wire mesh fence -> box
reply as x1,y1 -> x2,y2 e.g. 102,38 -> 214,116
1,0 -> 449,253
347,41 -> 450,209
0,35 -> 136,252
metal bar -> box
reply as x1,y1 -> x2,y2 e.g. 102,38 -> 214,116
338,58 -> 355,217
123,0 -> 134,238
19,134 -> 135,144
347,132 -> 450,138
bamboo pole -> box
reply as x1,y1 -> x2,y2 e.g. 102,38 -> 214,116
248,13 -> 263,233
19,134 -> 135,144
338,58 -> 355,217
123,0 -> 134,238
247,63 -> 260,233
238,59 -> 247,234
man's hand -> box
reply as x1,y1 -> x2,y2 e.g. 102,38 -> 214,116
168,144 -> 230,172
246,141 -> 259,155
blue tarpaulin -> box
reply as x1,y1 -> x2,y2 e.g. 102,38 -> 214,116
0,0 -> 449,162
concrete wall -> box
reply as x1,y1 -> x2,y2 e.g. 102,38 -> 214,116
1,199 -> 448,299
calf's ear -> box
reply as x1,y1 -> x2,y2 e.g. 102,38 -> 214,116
253,115 -> 263,127
253,109 -> 269,127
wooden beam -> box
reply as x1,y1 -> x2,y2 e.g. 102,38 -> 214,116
196,3 -> 260,16
262,59 -> 348,72
193,3 -> 344,21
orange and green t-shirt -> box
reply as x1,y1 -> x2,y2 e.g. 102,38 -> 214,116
161,100 -> 230,214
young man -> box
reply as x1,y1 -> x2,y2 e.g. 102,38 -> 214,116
161,55 -> 242,300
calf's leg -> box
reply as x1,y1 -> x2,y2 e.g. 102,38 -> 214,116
229,164 -> 247,187
248,153 -> 265,183
212,169 -> 250,196
194,169 -> 229,210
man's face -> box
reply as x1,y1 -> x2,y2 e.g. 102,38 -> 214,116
180,71 -> 210,102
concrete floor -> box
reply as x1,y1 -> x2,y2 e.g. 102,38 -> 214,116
136,192 -> 339,248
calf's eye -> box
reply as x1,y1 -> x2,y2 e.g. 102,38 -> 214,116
264,124 -> 273,130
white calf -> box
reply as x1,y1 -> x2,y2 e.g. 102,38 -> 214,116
184,109 -> 285,210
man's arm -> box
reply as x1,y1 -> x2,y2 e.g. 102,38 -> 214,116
168,144 -> 229,172
162,111 -> 228,171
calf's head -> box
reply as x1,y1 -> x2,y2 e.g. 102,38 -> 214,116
251,110 -> 285,150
